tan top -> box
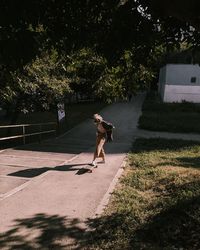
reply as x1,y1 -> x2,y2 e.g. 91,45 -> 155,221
97,123 -> 106,134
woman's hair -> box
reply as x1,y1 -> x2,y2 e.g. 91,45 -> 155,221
93,113 -> 103,122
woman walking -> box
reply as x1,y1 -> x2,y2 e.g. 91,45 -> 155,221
91,113 -> 115,167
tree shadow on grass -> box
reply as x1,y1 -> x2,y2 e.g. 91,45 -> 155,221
174,156 -> 200,169
131,195 -> 200,250
132,138 -> 200,153
84,181 -> 200,250
1,184 -> 200,250
133,138 -> 200,171
0,213 -> 88,250
84,198 -> 200,250
157,156 -> 200,169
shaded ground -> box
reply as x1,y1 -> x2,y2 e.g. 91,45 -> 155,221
85,138 -> 200,250
0,94 -> 145,249
1,94 -> 200,249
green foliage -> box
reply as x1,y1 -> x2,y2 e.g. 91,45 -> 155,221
95,49 -> 155,102
1,49 -> 71,113
96,66 -> 125,103
65,48 -> 107,97
121,49 -> 156,91
1,0 -> 198,114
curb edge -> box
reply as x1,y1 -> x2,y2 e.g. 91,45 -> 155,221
94,157 -> 127,217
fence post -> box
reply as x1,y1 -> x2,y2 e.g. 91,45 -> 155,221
55,123 -> 57,137
22,125 -> 26,144
39,124 -> 42,143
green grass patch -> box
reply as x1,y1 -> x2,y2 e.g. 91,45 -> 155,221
138,92 -> 200,133
85,138 -> 200,250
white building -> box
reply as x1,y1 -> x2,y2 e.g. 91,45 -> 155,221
158,64 -> 200,103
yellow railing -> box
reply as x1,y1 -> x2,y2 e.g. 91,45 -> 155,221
0,122 -> 57,144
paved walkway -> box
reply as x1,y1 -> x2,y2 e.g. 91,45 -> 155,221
2,93 -> 200,249
0,93 -> 145,249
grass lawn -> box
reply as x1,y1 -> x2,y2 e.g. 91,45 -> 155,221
138,92 -> 200,133
85,138 -> 200,250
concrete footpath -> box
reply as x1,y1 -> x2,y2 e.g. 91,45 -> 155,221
0,93 -> 145,249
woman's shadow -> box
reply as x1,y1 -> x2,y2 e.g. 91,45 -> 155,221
8,163 -> 94,178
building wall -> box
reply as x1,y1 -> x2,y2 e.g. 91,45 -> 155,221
158,65 -> 166,99
165,64 -> 200,85
158,64 -> 200,103
164,85 -> 200,103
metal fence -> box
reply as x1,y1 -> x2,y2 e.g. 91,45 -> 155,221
0,122 -> 57,145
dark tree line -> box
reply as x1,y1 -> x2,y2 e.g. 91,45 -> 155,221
0,0 -> 199,118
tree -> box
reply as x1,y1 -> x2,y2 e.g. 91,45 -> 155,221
96,49 -> 155,102
64,48 -> 107,100
1,49 -> 71,121
137,0 -> 200,28
1,0 -> 199,116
